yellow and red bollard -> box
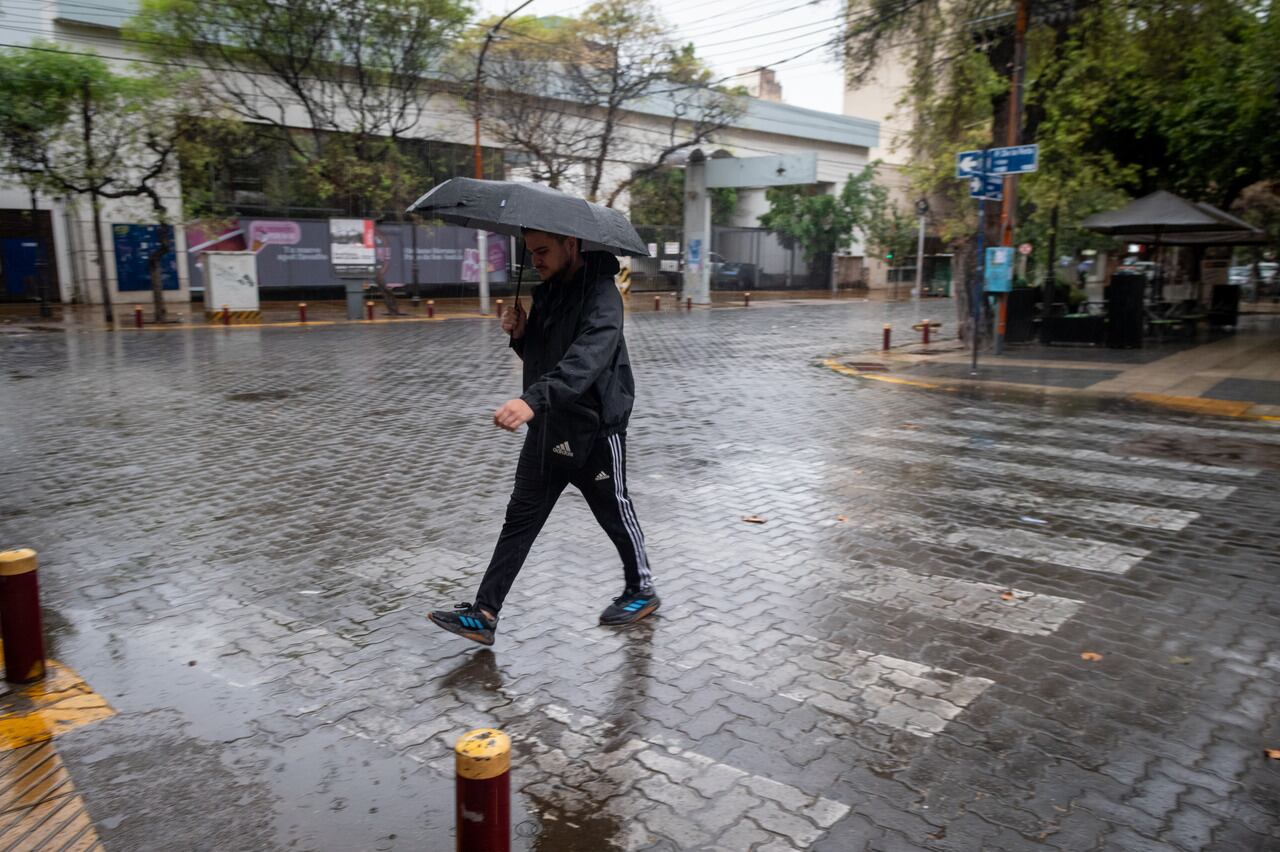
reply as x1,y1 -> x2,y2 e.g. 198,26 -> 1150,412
744,292 -> 752,307
298,302 -> 308,324
883,324 -> 891,351
0,549 -> 46,683
134,307 -> 143,328
221,305 -> 230,326
456,728 -> 510,852
427,300 -> 436,319
495,299 -> 504,321
365,300 -> 375,321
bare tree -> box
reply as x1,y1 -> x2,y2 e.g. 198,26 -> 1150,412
474,0 -> 742,206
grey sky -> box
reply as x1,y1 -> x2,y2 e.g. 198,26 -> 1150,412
475,0 -> 847,115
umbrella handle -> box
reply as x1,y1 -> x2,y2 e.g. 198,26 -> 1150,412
510,257 -> 525,336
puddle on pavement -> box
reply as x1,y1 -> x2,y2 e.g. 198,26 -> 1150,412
1116,433 -> 1280,470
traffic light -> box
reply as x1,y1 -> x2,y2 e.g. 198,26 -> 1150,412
885,251 -> 894,261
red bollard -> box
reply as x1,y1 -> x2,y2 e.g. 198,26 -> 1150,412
221,305 -> 230,326
744,292 -> 752,307
456,728 -> 510,852
686,297 -> 692,311
427,300 -> 435,319
134,307 -> 143,328
495,299 -> 504,321
365,301 -> 374,321
0,549 -> 46,683
654,295 -> 661,311
298,302 -> 307,324
883,324 -> 891,351
923,319 -> 931,345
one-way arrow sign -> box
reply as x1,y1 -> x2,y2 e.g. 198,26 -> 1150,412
955,150 -> 985,178
969,174 -> 1003,201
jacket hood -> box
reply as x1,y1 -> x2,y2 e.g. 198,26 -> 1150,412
582,251 -> 621,278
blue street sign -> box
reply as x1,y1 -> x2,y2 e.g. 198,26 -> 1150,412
955,150 -> 985,178
984,246 -> 1015,292
986,144 -> 1038,175
968,173 -> 1003,201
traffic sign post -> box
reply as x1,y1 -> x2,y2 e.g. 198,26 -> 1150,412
955,144 -> 1038,369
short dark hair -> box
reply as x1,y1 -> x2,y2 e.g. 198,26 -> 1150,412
520,228 -> 579,250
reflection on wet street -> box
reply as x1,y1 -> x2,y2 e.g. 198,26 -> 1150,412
2,298 -> 1278,850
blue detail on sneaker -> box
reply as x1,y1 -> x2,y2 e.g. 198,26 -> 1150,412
429,603 -> 498,646
600,588 -> 661,626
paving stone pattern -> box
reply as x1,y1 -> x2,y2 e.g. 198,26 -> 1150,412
1,300 -> 1278,851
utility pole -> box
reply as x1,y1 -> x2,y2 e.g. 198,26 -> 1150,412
914,198 -> 928,309
994,0 -> 1029,354
474,0 -> 534,316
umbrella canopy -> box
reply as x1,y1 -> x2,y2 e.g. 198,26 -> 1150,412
1081,190 -> 1256,236
407,178 -> 649,257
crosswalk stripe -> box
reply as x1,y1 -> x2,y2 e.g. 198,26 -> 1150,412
953,407 -> 1280,445
833,562 -> 1083,637
846,444 -> 1237,500
926,486 -> 1200,532
865,427 -> 1259,478
843,511 -> 1148,574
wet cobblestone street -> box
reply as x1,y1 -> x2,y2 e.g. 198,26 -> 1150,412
2,298 -> 1278,851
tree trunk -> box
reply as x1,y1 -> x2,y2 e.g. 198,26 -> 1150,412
90,195 -> 112,323
150,224 -> 169,323
29,188 -> 51,318
83,81 -> 113,323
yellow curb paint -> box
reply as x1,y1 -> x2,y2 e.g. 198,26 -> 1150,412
0,740 -> 105,849
820,359 -> 943,390
0,653 -> 114,751
821,358 -> 1277,420
1128,393 -> 1254,418
455,728 -> 510,781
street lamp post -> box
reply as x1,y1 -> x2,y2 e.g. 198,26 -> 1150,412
474,0 -> 534,316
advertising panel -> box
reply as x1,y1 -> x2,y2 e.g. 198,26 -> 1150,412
329,218 -> 376,278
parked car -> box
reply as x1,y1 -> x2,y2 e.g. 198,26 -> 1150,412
1230,262 -> 1277,299
714,262 -> 758,289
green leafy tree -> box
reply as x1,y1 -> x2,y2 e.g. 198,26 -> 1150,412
760,164 -> 888,284
0,45 -> 196,322
843,0 -> 1280,337
629,167 -> 736,225
127,0 -> 470,217
0,47 -> 82,312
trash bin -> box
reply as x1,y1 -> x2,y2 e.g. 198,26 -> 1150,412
1005,287 -> 1037,343
1208,284 -> 1239,328
1105,271 -> 1145,348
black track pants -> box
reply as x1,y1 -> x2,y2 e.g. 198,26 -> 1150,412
475,429 -> 652,615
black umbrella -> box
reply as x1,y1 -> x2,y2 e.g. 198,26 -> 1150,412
407,178 -> 649,257
408,178 -> 648,322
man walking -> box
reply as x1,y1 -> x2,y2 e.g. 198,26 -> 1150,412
428,229 -> 658,646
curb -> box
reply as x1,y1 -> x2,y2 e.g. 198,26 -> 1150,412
819,357 -> 1280,422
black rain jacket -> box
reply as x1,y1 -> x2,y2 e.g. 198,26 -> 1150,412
511,251 -> 635,442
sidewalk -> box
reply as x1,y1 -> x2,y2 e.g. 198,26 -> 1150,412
0,288 -> 882,333
829,311 -> 1280,419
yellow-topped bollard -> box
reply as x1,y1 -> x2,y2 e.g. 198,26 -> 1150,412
455,728 -> 510,851
0,549 -> 45,683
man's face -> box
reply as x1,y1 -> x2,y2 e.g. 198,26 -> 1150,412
524,231 -> 577,281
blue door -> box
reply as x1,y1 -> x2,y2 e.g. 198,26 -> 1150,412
1,238 -> 40,298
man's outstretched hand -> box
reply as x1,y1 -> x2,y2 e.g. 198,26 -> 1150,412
494,398 -> 534,432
